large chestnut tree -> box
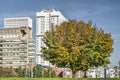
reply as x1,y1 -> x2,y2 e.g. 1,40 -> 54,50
41,20 -> 114,75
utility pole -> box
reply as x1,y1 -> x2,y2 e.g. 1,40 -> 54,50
41,57 -> 44,78
104,67 -> 107,78
119,61 -> 120,78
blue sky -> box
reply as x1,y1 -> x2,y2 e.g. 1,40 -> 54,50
0,0 -> 120,68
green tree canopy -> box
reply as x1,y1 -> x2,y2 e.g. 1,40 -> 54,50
41,20 -> 114,74
33,65 -> 56,78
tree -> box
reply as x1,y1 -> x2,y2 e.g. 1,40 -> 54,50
14,67 -> 25,77
0,67 -> 18,77
33,65 -> 43,78
41,20 -> 114,77
33,65 -> 56,78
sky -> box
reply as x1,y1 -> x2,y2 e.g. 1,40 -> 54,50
0,0 -> 120,68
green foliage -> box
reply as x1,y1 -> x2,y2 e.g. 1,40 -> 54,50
14,67 -> 25,77
41,20 -> 114,74
0,78 -> 119,80
33,65 -> 56,78
0,67 -> 18,77
0,66 -> 56,78
33,65 -> 43,77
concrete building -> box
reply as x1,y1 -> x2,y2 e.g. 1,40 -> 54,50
36,9 -> 67,66
0,26 -> 35,68
4,17 -> 32,28
0,17 -> 35,68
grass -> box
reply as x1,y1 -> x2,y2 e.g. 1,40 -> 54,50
0,78 -> 120,80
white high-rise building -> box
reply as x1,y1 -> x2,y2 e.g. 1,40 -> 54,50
36,9 -> 67,66
4,17 -> 32,28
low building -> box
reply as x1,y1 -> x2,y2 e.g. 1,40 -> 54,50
107,69 -> 116,78
87,67 -> 104,78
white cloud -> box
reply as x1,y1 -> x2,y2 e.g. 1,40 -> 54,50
93,6 -> 113,15
65,5 -> 114,20
112,33 -> 120,39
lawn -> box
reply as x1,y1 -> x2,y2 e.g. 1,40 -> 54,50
0,78 -> 119,80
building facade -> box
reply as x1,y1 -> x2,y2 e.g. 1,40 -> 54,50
36,9 -> 67,66
0,27 -> 35,68
4,17 -> 32,28
0,17 -> 35,68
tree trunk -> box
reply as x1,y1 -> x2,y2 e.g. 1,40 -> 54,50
72,71 -> 76,78
84,71 -> 87,78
